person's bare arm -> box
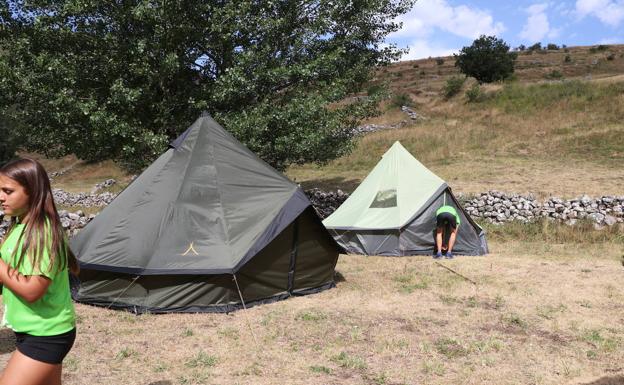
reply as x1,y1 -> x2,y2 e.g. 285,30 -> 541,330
0,260 -> 51,303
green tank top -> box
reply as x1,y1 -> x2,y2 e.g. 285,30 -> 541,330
1,223 -> 75,336
436,205 -> 461,225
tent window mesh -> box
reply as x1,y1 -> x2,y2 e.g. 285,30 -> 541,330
370,189 -> 397,208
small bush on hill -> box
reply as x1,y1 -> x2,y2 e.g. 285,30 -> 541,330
466,83 -> 484,103
546,43 -> 560,50
564,54 -> 572,63
589,45 -> 610,53
436,57 -> 445,65
443,76 -> 465,99
390,92 -> 414,108
529,42 -> 542,51
366,83 -> 385,97
606,53 -> 615,61
412,63 -> 419,68
544,69 -> 564,80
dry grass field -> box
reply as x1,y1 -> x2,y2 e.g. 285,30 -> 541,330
0,238 -> 621,385
0,45 -> 622,385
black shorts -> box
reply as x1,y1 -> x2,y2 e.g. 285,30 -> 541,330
15,328 -> 76,365
436,212 -> 457,229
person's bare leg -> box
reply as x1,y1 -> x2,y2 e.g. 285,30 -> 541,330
436,228 -> 443,253
0,350 -> 62,385
447,228 -> 458,253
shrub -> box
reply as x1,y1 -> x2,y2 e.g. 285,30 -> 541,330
546,43 -> 560,50
419,69 -> 426,77
589,45 -> 609,54
564,54 -> 572,63
412,63 -> 419,68
454,35 -> 517,83
435,57 -> 445,65
443,76 -> 465,98
606,53 -> 615,61
466,83 -> 483,102
528,42 -> 542,51
390,92 -> 414,108
366,83 -> 386,96
544,69 -> 564,80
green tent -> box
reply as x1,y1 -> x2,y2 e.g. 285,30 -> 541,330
323,141 -> 488,256
71,115 -> 339,313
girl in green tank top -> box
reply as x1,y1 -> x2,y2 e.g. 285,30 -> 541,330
0,158 -> 79,385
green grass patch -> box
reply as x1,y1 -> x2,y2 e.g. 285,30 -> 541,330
295,310 -> 328,322
309,365 -> 332,374
393,272 -> 430,293
331,351 -> 367,370
422,360 -> 446,375
434,337 -> 469,358
582,329 -> 619,353
485,80 -> 624,114
115,347 -> 137,360
536,304 -> 567,320
482,219 -> 624,245
563,129 -> 624,163
503,313 -> 527,329
185,351 -> 217,368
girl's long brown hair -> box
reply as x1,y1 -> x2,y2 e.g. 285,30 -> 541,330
1,158 -> 79,275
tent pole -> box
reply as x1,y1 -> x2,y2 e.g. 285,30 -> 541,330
232,273 -> 259,346
106,275 -> 141,312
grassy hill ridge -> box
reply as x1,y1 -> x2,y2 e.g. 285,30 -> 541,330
287,44 -> 624,198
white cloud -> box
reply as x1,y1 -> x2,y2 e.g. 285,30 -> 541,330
520,3 -> 558,42
575,0 -> 624,27
599,37 -> 622,43
392,0 -> 506,40
401,39 -> 459,60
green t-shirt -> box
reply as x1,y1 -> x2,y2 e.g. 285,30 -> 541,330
436,205 -> 461,226
1,223 -> 75,336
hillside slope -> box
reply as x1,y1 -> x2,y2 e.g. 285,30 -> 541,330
287,44 -> 624,198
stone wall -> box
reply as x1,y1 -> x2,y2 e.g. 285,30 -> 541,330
458,191 -> 624,226
0,186 -> 620,239
304,189 -> 623,227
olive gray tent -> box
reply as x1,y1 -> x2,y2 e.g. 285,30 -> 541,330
71,116 -> 339,313
323,141 -> 487,256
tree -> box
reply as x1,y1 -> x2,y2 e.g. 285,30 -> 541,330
0,1 -> 413,171
454,35 -> 517,84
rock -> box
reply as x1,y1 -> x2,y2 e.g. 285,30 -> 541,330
604,215 -> 617,226
589,213 -> 605,223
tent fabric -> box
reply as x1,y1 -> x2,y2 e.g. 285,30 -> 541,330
323,141 -> 488,256
322,141 -> 445,230
71,116 -> 339,313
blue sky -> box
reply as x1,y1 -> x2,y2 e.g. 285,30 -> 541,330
387,0 -> 624,60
